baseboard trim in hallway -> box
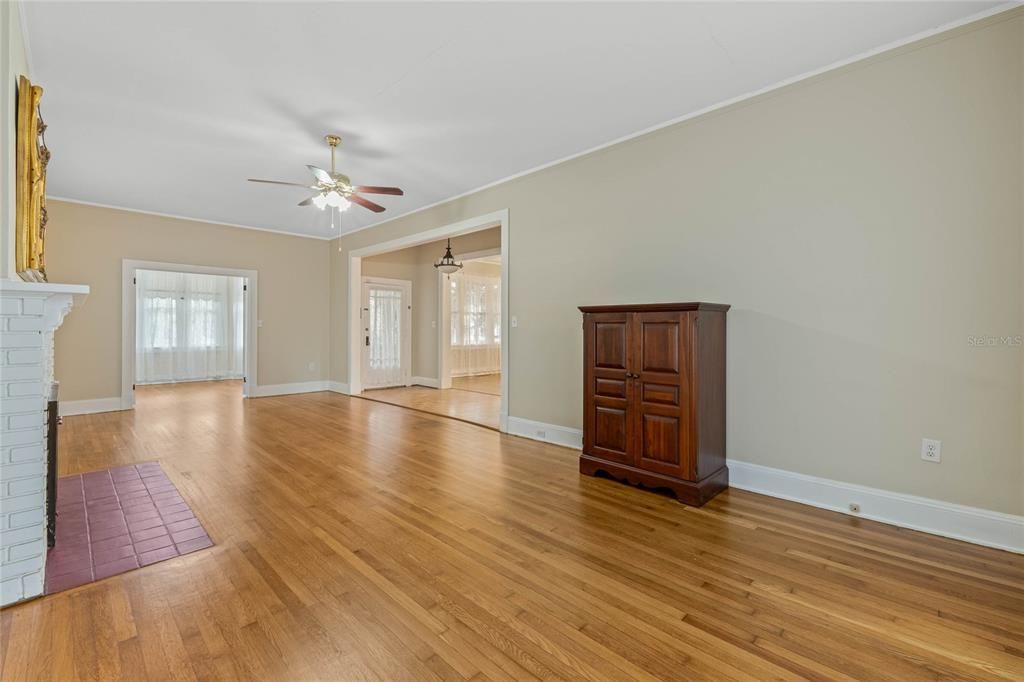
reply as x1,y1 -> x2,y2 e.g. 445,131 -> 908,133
250,381 -> 331,397
327,381 -> 350,394
62,380 -> 344,413
60,397 -> 122,416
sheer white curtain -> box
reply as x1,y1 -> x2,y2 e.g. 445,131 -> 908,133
449,272 -> 501,377
136,269 -> 245,384
366,286 -> 405,387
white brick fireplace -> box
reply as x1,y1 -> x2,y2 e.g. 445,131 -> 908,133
0,280 -> 88,606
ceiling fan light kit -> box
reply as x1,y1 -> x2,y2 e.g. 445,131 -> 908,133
247,133 -> 404,229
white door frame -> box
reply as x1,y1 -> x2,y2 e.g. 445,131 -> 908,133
347,208 -> 510,431
121,259 -> 259,410
437,247 -> 501,390
360,276 -> 413,389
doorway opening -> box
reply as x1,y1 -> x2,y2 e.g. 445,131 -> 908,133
439,251 -> 501,398
347,210 -> 509,431
120,260 -> 258,410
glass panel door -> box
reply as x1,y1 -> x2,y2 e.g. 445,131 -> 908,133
361,281 -> 409,389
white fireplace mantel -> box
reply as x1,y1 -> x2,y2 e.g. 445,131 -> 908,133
0,280 -> 91,295
1,279 -> 88,606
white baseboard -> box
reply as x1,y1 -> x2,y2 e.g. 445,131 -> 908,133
501,416 -> 1022,553
251,381 -> 330,398
411,376 -> 439,388
64,382 -> 347,410
729,460 -> 1023,554
60,397 -> 123,416
506,416 -> 583,449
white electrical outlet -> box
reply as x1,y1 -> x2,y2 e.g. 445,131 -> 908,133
511,316 -> 518,328
921,438 -> 941,463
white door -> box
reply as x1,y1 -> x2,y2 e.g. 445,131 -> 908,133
361,279 -> 412,389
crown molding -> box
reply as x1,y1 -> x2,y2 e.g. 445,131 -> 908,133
48,197 -> 336,241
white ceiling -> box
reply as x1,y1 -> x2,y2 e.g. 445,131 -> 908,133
24,1 -> 1004,239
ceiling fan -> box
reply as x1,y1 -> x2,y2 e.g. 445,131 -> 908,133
248,134 -> 403,226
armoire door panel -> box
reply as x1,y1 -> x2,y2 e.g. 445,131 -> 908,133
583,312 -> 633,460
640,414 -> 680,465
641,383 -> 679,406
636,402 -> 693,477
594,322 -> 628,369
638,320 -> 680,375
595,406 -> 628,451
595,377 -> 627,399
631,311 -> 694,480
592,405 -> 631,463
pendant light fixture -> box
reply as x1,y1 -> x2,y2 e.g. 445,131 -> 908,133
433,239 -> 463,275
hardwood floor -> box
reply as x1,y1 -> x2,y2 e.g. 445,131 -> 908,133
451,373 -> 501,396
362,382 -> 501,430
2,381 -> 1022,681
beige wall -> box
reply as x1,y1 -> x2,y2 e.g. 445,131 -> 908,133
1,1 -> 29,278
47,201 -> 332,400
461,260 -> 500,279
332,13 -> 1024,514
360,228 -> 501,379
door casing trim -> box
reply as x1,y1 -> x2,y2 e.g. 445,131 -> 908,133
121,259 -> 258,410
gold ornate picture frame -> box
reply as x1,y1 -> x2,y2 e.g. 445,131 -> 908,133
15,75 -> 49,282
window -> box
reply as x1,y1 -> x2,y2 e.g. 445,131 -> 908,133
186,294 -> 222,349
450,274 -> 500,347
142,294 -> 178,349
368,287 -> 403,370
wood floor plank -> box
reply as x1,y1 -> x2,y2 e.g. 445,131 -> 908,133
360,384 -> 502,430
2,380 -> 1021,681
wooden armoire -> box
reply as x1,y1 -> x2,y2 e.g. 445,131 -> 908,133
579,303 -> 729,506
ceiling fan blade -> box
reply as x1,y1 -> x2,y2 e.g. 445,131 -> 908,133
307,165 -> 333,184
349,194 -> 386,213
298,195 -> 319,207
248,179 -> 311,188
354,185 -> 404,196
